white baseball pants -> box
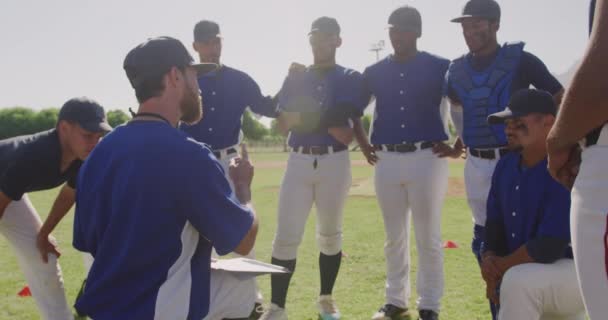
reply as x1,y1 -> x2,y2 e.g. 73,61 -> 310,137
204,270 -> 257,320
272,150 -> 351,260
84,257 -> 256,320
375,149 -> 448,312
464,150 -> 501,227
498,259 -> 585,320
0,195 -> 73,320
571,128 -> 608,320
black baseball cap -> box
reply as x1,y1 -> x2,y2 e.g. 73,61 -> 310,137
309,17 -> 341,35
451,0 -> 501,23
123,36 -> 218,88
58,97 -> 112,133
194,20 -> 221,42
487,89 -> 556,125
388,6 -> 422,36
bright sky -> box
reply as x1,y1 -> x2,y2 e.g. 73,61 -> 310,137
1,0 -> 590,111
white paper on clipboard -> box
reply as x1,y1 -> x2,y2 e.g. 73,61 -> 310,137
211,258 -> 290,277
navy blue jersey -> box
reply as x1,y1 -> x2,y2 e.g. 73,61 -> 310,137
181,65 -> 277,150
363,52 -> 450,145
0,129 -> 80,200
73,121 -> 253,320
485,153 -> 572,259
278,65 -> 366,147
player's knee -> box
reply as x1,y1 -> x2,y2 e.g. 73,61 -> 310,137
29,253 -> 62,274
317,232 -> 342,256
272,238 -> 301,260
208,271 -> 255,319
500,265 -> 538,302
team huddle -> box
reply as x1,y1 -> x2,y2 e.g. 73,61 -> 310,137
1,0 -> 607,319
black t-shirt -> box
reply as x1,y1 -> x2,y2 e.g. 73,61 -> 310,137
0,129 -> 82,201
448,49 -> 563,103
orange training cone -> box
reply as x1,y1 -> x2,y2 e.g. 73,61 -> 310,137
443,240 -> 459,249
18,286 -> 31,297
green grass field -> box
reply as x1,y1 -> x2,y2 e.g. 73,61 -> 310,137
0,152 -> 492,320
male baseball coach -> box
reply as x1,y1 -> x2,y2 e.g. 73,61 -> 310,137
72,36 -> 258,320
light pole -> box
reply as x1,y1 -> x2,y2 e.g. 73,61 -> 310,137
370,40 -> 385,61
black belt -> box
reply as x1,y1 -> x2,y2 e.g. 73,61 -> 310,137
213,147 -> 238,159
292,145 -> 347,155
468,147 -> 509,160
374,142 -> 435,153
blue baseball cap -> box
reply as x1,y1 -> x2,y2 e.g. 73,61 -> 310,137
58,97 -> 112,133
309,17 -> 341,35
451,0 -> 501,23
123,36 -> 218,88
194,20 -> 221,41
487,89 -> 556,125
388,6 -> 422,35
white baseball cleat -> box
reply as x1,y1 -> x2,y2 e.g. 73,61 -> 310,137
259,303 -> 288,320
317,295 -> 341,320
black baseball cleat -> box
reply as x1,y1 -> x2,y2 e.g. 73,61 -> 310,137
371,304 -> 412,320
418,309 -> 439,320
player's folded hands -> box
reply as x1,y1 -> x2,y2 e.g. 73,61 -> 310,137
481,255 -> 502,282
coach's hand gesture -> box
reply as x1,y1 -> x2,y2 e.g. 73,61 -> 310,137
230,144 -> 254,203
36,232 -> 61,263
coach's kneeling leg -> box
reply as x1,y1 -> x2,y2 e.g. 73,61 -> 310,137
205,269 -> 256,320
499,260 -> 585,320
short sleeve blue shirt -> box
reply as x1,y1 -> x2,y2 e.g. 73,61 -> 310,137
181,66 -> 277,150
363,52 -> 450,145
73,121 -> 253,320
278,65 -> 366,147
486,153 -> 573,258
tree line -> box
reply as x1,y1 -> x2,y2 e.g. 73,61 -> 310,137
1,107 -> 373,142
0,107 -> 131,140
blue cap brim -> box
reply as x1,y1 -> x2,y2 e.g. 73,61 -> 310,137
451,15 -> 498,23
487,108 -> 516,125
451,15 -> 475,23
387,24 -> 420,32
80,121 -> 113,133
192,63 -> 218,75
